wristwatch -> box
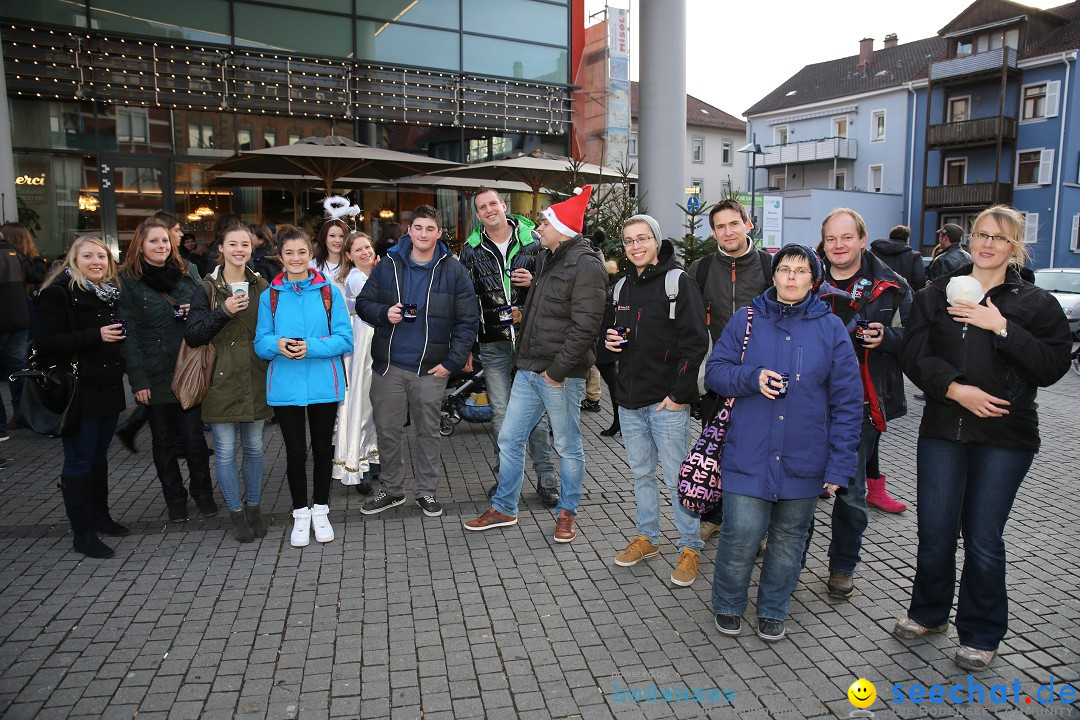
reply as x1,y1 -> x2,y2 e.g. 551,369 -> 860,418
998,323 -> 1008,339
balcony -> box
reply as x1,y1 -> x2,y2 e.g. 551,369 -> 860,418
927,116 -> 1018,149
930,46 -> 1017,83
924,182 -> 1012,209
760,137 -> 857,167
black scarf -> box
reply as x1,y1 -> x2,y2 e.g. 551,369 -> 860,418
140,258 -> 183,294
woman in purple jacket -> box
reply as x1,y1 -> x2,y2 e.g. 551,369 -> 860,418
705,244 -> 863,643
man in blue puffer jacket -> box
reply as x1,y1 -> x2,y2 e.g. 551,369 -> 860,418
356,206 -> 479,518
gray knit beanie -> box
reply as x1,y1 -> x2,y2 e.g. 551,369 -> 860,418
626,214 -> 662,243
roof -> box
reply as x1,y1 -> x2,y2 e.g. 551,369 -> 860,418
630,81 -> 746,132
744,36 -> 945,116
1025,2 -> 1080,58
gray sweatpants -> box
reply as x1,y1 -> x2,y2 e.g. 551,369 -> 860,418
369,364 -> 449,497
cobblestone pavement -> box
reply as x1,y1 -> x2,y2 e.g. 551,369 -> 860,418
0,373 -> 1077,720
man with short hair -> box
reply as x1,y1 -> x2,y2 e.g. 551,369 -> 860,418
871,225 -> 926,291
926,223 -> 971,283
458,187 -> 557,507
817,207 -> 912,600
357,206 -> 479,518
464,187 -> 607,543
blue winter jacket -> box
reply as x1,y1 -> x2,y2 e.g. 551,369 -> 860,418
254,270 -> 353,406
704,287 -> 863,501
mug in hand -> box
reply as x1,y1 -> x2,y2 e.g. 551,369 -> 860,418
402,303 -> 418,322
768,372 -> 790,398
109,317 -> 127,336
172,304 -> 187,322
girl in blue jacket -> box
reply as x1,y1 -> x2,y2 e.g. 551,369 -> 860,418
705,243 -> 862,643
254,228 -> 353,548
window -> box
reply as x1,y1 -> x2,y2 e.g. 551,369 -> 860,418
188,123 -> 215,150
771,173 -> 786,190
1071,214 -> 1080,252
629,131 -> 638,157
691,178 -> 704,197
462,36 -> 566,82
288,133 -> 301,145
833,169 -> 846,191
833,117 -> 848,139
238,129 -> 253,151
775,126 -> 789,146
944,158 -> 967,185
264,131 -> 277,148
721,140 -> 732,166
235,3 -> 351,58
869,165 -> 883,193
871,110 -> 886,142
1022,82 -> 1061,121
691,137 -> 704,163
948,96 -> 970,123
115,108 -> 149,143
1016,149 -> 1055,186
1022,212 -> 1039,244
955,39 -> 973,56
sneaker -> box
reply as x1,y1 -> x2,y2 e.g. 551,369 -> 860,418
827,572 -> 855,599
700,521 -> 721,542
670,547 -> 700,587
311,504 -> 334,542
614,535 -> 660,567
355,480 -> 373,496
464,507 -> 518,531
290,507 -> 311,548
360,492 -> 406,515
580,398 -> 601,413
535,482 -> 559,508
194,495 -> 219,517
757,617 -> 786,642
892,617 -> 949,641
0,433 -> 9,442
954,645 -> 995,671
553,509 -> 577,543
714,614 -> 742,636
116,426 -> 137,452
167,502 -> 189,522
415,495 -> 443,517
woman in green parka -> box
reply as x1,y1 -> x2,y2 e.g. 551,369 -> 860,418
185,223 -> 272,542
118,217 -> 217,522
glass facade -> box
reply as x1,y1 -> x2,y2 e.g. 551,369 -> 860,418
89,0 -> 232,45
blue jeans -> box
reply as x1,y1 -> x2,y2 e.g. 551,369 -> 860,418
62,415 -> 120,476
712,492 -> 818,621
908,438 -> 1033,651
0,329 -> 29,431
210,421 -> 266,512
619,403 -> 702,551
479,341 -> 555,482
492,370 -> 585,517
826,410 -> 877,575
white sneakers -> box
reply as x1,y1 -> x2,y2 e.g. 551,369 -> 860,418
291,505 -> 335,547
311,504 -> 334,543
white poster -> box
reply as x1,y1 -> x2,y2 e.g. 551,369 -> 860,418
761,195 -> 783,249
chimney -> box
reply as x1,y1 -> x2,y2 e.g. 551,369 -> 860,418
884,33 -> 898,48
858,37 -> 875,69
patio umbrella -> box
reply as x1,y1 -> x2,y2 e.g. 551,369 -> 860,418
429,150 -> 635,216
207,135 -> 460,197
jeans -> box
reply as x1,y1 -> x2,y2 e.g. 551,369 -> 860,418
146,403 -> 214,507
619,402 -> 702,551
479,341 -> 555,481
908,438 -> 1033,651
62,414 -> 120,476
369,365 -> 448,497
492,370 -> 585,517
276,403 -> 337,509
826,409 -> 877,575
712,492 -> 818,621
0,329 -> 29,431
210,421 -> 265,512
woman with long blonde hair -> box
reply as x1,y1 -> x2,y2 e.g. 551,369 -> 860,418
35,237 -> 128,557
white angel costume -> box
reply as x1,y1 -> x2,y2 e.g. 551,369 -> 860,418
332,267 -> 380,484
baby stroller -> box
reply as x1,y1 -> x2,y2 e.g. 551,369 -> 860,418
440,366 -> 491,436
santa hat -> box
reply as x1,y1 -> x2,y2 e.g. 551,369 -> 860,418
541,185 -> 592,237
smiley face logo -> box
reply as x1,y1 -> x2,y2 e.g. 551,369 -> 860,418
848,678 -> 876,709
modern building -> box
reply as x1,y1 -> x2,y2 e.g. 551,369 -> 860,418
1,0 -> 580,258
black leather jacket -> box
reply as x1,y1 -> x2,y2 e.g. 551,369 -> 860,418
926,243 -> 971,282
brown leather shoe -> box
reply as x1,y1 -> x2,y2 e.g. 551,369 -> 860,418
553,509 -> 576,543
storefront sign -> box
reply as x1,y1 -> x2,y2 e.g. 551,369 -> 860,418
15,173 -> 46,186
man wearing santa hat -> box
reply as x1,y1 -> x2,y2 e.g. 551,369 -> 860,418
464,186 -> 608,543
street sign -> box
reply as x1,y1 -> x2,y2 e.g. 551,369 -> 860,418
686,196 -> 700,213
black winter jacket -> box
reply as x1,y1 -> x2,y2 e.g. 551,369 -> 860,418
0,241 -> 28,332
35,283 -> 126,420
901,265 -> 1071,450
687,239 -> 773,340
824,251 -> 912,425
603,241 -> 708,408
516,234 -> 607,382
926,243 -> 971,282
870,239 -> 926,290
458,216 -> 544,343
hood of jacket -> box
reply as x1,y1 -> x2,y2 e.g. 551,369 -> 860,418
390,235 -> 450,269
870,238 -> 914,257
269,267 -> 331,292
751,285 -> 832,321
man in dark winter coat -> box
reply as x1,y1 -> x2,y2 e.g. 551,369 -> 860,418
465,186 -> 607,543
817,207 -> 912,601
871,225 -> 926,290
603,214 -> 708,587
0,231 -> 29,441
458,187 -> 556,506
926,223 -> 971,283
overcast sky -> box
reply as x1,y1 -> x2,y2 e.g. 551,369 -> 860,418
584,0 -> 1066,119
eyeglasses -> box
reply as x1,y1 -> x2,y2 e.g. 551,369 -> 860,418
971,230 -> 1012,245
622,235 -> 655,247
775,266 -> 811,278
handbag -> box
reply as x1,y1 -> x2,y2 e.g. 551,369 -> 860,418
677,306 -> 755,516
170,282 -> 217,410
11,350 -> 81,437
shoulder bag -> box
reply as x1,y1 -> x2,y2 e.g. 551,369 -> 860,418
171,282 -> 217,410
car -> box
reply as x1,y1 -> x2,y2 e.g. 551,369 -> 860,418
1032,268 -> 1080,340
